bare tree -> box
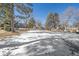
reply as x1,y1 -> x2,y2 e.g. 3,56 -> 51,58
61,7 -> 76,31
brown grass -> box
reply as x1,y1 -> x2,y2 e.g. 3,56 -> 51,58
0,30 -> 19,38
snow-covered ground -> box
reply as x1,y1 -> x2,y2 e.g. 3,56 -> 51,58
0,30 -> 79,56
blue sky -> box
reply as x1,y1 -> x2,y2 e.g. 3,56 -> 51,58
32,3 -> 79,25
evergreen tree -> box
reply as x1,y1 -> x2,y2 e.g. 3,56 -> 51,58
45,13 -> 60,30
0,3 -> 33,32
27,17 -> 36,28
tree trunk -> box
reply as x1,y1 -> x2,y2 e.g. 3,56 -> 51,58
11,17 -> 15,32
10,4 -> 15,32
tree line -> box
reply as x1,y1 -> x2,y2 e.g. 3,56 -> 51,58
0,4 -> 79,32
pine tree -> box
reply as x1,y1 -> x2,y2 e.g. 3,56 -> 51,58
0,3 -> 33,32
45,13 -> 60,30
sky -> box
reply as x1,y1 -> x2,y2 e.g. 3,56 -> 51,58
32,3 -> 79,25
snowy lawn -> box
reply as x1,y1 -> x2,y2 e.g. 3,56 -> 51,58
0,30 -> 79,56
